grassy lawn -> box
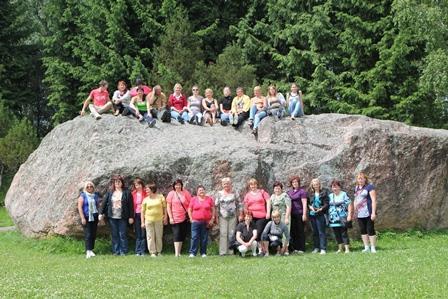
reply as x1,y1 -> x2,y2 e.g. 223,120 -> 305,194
0,207 -> 13,227
0,230 -> 447,298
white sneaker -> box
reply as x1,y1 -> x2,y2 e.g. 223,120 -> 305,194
320,250 -> 326,255
151,253 -> 157,257
297,250 -> 304,254
336,250 -> 342,254
370,247 -> 377,253
312,248 -> 319,254
201,254 -> 207,258
90,251 -> 95,257
252,252 -> 257,257
345,249 -> 350,254
189,254 -> 195,258
284,252 -> 289,256
85,251 -> 92,259
362,247 -> 370,253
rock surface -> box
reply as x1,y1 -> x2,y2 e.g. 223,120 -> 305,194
5,113 -> 448,237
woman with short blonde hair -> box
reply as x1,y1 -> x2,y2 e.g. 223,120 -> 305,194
77,181 -> 100,258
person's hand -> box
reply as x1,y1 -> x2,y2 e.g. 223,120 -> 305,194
163,217 -> 168,225
129,218 -> 134,225
80,110 -> 85,116
238,215 -> 244,222
302,214 -> 307,222
285,218 -> 289,225
265,214 -> 270,220
371,213 -> 376,221
81,218 -> 86,225
169,218 -> 174,225
98,214 -> 104,221
141,223 -> 145,229
347,215 -> 352,222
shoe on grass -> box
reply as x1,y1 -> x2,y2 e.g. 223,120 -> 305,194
320,250 -> 326,255
312,248 -> 319,254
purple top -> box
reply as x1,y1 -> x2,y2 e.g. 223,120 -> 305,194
287,188 -> 307,215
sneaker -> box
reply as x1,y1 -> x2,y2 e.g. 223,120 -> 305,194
362,248 -> 370,253
95,115 -> 102,120
291,116 -> 295,120
233,117 -> 238,125
220,120 -> 228,126
189,254 -> 195,258
189,116 -> 195,124
311,248 -> 319,254
240,252 -> 246,257
90,251 -> 95,257
297,250 -> 304,254
345,249 -> 350,254
320,250 -> 326,255
151,254 -> 157,258
252,252 -> 257,257
201,254 -> 207,258
177,116 -> 185,124
284,251 -> 289,256
198,117 -> 204,126
86,253 -> 91,259
148,119 -> 156,128
336,250 -> 342,254
370,247 -> 377,253
275,253 -> 281,257
252,128 -> 258,135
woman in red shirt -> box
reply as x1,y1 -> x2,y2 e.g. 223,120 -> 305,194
188,185 -> 215,257
168,83 -> 188,124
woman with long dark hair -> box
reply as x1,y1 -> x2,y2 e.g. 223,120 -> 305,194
99,175 -> 134,255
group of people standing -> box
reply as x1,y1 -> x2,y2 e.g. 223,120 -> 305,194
77,172 -> 378,258
80,79 -> 305,135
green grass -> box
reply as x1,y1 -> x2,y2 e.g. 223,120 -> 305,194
0,230 -> 447,298
0,207 -> 13,227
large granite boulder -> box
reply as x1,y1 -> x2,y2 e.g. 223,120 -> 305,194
5,113 -> 448,237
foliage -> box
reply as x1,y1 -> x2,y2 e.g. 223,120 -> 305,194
0,118 -> 39,172
41,0 -> 162,124
0,230 -> 447,297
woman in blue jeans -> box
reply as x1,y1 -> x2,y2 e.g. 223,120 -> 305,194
287,83 -> 304,120
307,178 -> 329,255
187,186 -> 215,257
99,175 -> 134,255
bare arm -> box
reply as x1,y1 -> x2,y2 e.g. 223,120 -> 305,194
370,190 -> 377,221
301,197 -> 308,221
80,96 -> 92,116
167,202 -> 174,224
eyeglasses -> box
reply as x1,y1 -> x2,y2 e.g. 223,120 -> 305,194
192,88 -> 199,91
86,185 -> 94,188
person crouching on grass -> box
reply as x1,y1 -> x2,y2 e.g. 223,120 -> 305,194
234,211 -> 258,257
261,210 -> 290,256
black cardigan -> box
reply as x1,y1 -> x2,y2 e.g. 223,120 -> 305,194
307,188 -> 330,215
100,189 -> 134,220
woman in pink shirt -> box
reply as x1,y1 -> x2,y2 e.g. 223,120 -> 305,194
166,179 -> 192,257
188,185 -> 215,257
242,178 -> 271,254
131,178 -> 147,256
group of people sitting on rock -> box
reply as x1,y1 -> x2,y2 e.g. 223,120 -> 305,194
80,79 -> 305,134
78,172 -> 377,259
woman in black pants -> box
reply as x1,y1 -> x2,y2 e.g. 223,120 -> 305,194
77,181 -> 100,259
287,176 -> 308,254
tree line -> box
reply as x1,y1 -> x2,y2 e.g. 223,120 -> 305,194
0,0 -> 447,202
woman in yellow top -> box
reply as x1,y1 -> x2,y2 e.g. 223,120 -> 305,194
141,182 -> 167,257
230,87 -> 251,129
